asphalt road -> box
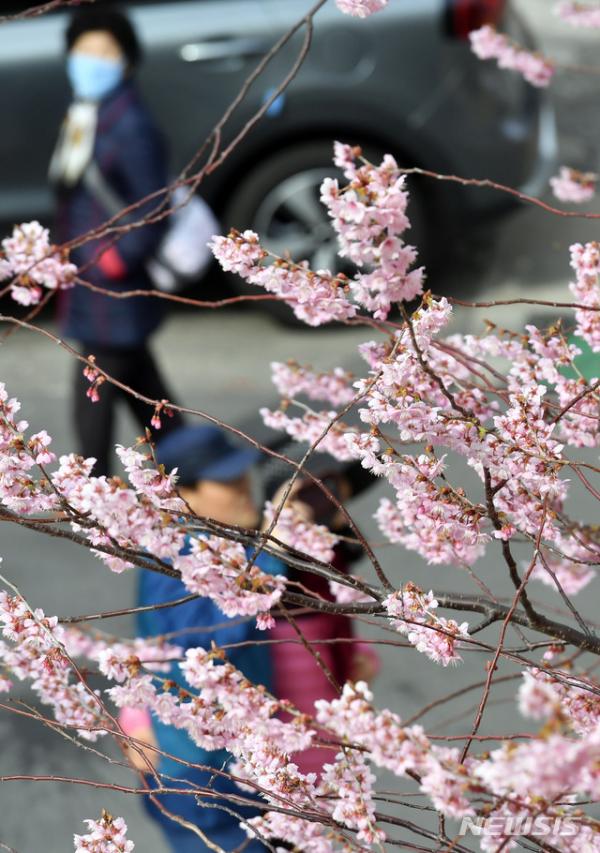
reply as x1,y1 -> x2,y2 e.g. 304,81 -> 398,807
2,4 -> 600,851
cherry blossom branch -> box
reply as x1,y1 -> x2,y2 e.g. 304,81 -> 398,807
58,593 -> 200,624
483,468 -> 539,623
73,275 -> 280,308
0,313 -> 388,586
400,303 -> 473,420
248,380 -> 395,594
535,549 -> 595,639
551,378 -> 600,425
0,573 -> 164,785
460,505 -> 548,761
448,295 -> 600,312
399,165 -> 600,220
4,445 -> 600,659
0,0 -> 93,23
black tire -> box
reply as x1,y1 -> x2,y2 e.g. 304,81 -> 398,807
222,140 -> 432,325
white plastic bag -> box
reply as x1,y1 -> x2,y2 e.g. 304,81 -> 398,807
149,186 -> 220,292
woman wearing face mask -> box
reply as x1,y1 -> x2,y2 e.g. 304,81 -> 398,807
50,6 -> 183,477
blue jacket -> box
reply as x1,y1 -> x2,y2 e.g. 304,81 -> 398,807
56,80 -> 168,348
137,544 -> 286,780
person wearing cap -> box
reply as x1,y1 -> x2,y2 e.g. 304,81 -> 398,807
122,424 -> 286,852
50,5 -> 182,477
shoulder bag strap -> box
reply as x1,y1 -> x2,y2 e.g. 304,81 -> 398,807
82,161 -> 129,220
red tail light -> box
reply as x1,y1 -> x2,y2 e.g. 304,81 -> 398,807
446,0 -> 506,39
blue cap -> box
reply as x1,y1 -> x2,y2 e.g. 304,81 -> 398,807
155,425 -> 260,485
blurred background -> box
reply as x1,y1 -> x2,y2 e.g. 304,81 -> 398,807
1,0 -> 600,849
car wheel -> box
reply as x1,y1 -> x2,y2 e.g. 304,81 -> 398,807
222,140 -> 432,325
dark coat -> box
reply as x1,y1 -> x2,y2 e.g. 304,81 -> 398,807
56,80 -> 168,348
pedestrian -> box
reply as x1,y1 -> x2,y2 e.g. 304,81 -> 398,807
121,424 -> 286,852
50,5 -> 182,476
267,470 -> 380,777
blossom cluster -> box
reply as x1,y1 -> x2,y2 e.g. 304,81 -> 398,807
74,812 -> 134,852
530,551 -> 596,596
569,241 -> 600,351
212,146 -> 425,323
469,25 -> 555,87
176,534 -> 286,617
270,360 -> 356,407
374,453 -> 489,566
210,229 -> 357,326
519,667 -> 600,735
259,243 -> 597,601
335,0 -> 388,17
260,406 -> 358,461
315,682 -> 473,819
108,646 -> 321,809
55,451 -> 285,616
107,654 -> 473,845
0,590 -> 107,740
67,631 -> 183,682
550,166 -> 597,203
383,583 -> 470,666
321,143 -> 424,319
556,0 -> 600,27
263,499 -> 340,563
1,385 -> 287,617
1,221 -> 76,306
0,393 -> 57,515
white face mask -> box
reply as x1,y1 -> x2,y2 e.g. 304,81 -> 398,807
67,53 -> 125,102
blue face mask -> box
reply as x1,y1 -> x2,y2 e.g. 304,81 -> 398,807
67,53 -> 125,102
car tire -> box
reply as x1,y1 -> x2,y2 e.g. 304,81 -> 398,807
222,140 -> 433,325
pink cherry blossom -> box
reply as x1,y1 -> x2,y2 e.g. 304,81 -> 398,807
245,812 -> 335,853
256,612 -> 276,631
329,576 -> 373,604
530,554 -> 596,596
374,454 -> 489,566
518,669 -> 561,720
5,131 -> 600,848
469,25 -> 555,87
210,229 -> 356,326
321,148 -> 425,319
270,361 -> 355,407
319,752 -> 385,845
0,592 -> 107,740
335,0 -> 388,17
556,1 -> 600,27
176,535 -> 286,617
569,241 -> 600,351
419,748 -> 474,819
263,500 -> 339,563
550,166 -> 596,203
74,812 -> 134,852
519,668 -> 600,735
474,732 -> 600,802
384,583 -> 470,665
260,406 -> 358,461
1,221 -> 77,306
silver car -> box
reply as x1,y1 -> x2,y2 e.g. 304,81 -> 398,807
1,0 -> 556,305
